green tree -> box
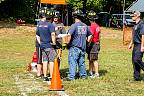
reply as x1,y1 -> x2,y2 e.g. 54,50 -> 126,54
67,0 -> 103,12
86,0 -> 103,11
0,0 -> 137,23
67,0 -> 83,9
0,0 -> 37,23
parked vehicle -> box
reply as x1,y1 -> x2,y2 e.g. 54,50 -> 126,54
124,14 -> 135,26
110,14 -> 135,28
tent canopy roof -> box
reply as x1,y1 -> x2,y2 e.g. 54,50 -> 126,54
40,0 -> 66,5
126,0 -> 144,12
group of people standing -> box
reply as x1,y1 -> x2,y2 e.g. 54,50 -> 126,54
35,10 -> 101,82
35,9 -> 144,82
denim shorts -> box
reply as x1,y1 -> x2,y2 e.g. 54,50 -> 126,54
42,48 -> 57,62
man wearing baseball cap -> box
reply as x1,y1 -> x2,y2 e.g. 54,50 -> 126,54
130,11 -> 141,17
128,11 -> 144,81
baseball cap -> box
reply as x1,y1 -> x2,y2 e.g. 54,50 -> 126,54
130,11 -> 141,17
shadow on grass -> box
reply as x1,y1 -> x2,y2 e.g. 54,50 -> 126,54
60,68 -> 69,79
99,70 -> 108,76
140,73 -> 144,81
60,68 -> 108,79
60,68 -> 88,79
86,69 -> 108,76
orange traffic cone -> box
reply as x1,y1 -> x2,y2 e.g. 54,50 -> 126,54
26,51 -> 37,72
26,63 -> 32,72
49,58 -> 64,91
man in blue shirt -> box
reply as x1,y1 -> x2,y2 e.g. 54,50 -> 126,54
128,11 -> 144,81
36,13 -> 56,81
66,10 -> 92,80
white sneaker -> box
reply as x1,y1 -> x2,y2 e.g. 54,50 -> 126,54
94,73 -> 100,78
88,72 -> 93,78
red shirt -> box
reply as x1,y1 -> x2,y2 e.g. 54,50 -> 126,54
90,22 -> 100,43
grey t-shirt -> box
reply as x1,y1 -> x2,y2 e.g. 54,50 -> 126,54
52,22 -> 66,48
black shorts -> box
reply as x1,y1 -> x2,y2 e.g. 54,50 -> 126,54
36,47 -> 42,64
87,43 -> 100,61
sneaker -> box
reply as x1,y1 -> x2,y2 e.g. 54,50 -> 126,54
48,76 -> 52,79
94,73 -> 100,78
134,78 -> 141,81
35,74 -> 43,79
88,72 -> 93,78
43,77 -> 50,82
35,76 -> 42,79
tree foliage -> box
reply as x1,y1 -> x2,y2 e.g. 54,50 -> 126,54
67,0 -> 83,10
86,0 -> 103,11
67,0 -> 136,13
0,0 -> 137,23
67,0 -> 103,12
0,0 -> 37,23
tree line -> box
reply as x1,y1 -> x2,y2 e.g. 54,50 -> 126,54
0,0 -> 135,23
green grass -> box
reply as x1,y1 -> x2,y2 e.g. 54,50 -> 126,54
0,26 -> 144,96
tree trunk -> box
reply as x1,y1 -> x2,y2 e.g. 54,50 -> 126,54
83,0 -> 87,14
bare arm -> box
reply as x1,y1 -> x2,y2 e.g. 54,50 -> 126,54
60,23 -> 66,34
67,33 -> 71,44
128,31 -> 134,49
87,35 -> 92,42
51,32 -> 56,45
36,35 -> 40,44
141,35 -> 144,52
128,40 -> 133,49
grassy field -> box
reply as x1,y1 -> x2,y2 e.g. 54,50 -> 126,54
0,23 -> 144,96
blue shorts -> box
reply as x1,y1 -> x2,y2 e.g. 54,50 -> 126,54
42,48 -> 57,62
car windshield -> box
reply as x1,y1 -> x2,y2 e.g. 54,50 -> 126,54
125,15 -> 131,19
112,14 -> 132,20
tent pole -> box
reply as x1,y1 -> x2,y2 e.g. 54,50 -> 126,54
123,0 -> 125,45
66,5 -> 68,26
37,0 -> 40,19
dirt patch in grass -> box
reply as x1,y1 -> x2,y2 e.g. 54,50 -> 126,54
13,72 -> 50,96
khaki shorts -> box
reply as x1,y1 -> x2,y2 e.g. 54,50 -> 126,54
87,43 -> 100,61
